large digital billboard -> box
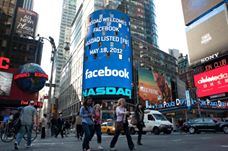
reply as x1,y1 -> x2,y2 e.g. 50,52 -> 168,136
194,65 -> 228,97
138,68 -> 172,104
186,4 -> 228,64
181,0 -> 224,25
82,9 -> 132,99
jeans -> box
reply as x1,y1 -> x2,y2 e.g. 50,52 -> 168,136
15,125 -> 33,146
110,123 -> 134,150
41,127 -> 46,139
82,123 -> 94,150
93,124 -> 102,143
76,125 -> 83,139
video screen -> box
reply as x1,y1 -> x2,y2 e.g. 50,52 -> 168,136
0,71 -> 13,96
194,65 -> 228,97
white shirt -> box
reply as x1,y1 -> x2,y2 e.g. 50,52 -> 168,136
116,106 -> 126,122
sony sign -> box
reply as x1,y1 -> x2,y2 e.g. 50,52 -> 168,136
201,52 -> 219,63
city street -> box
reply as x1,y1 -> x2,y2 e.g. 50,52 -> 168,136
0,132 -> 228,151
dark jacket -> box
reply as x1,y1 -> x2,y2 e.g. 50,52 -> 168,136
135,109 -> 145,127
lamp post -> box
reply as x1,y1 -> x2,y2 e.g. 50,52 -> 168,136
37,36 -> 57,121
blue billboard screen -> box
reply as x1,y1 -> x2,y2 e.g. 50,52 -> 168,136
83,9 -> 132,98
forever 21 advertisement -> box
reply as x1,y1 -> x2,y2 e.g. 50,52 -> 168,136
82,9 -> 132,99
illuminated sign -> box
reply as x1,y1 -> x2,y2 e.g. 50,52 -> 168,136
149,98 -> 228,110
194,65 -> 228,97
14,72 -> 48,80
0,57 -> 10,69
83,87 -> 131,98
204,57 -> 227,71
201,52 -> 219,63
20,100 -> 43,108
82,9 -> 132,98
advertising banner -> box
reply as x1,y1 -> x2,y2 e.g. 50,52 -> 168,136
138,68 -> 172,104
186,4 -> 228,64
181,0 -> 224,25
15,7 -> 38,37
83,9 -> 132,98
194,65 -> 228,97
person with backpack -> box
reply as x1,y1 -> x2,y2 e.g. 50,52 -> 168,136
14,100 -> 36,150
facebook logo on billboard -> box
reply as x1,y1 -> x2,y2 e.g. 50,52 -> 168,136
83,9 -> 132,98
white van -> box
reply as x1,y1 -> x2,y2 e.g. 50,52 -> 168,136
129,110 -> 173,135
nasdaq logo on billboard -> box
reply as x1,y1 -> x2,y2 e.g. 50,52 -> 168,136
83,9 -> 132,98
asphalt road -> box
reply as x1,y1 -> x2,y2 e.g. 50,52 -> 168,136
0,132 -> 228,151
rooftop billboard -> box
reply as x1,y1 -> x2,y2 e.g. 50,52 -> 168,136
181,0 -> 224,25
15,7 -> 38,38
186,4 -> 228,64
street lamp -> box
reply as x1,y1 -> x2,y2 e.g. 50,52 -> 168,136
37,36 -> 57,121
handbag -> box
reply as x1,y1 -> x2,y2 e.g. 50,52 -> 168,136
130,115 -> 138,125
115,121 -> 124,131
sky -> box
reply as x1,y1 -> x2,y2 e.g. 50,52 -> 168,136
34,0 -> 189,75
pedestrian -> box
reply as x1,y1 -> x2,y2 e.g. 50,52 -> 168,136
55,113 -> 64,138
63,120 -> 71,136
41,114 -> 47,139
134,103 -> 146,145
110,98 -> 134,151
14,100 -> 37,150
50,115 -> 58,136
75,112 -> 83,140
80,96 -> 95,151
93,104 -> 103,150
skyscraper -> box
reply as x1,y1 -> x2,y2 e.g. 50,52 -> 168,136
53,0 -> 76,98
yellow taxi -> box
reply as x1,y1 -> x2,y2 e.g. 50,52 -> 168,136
101,122 -> 115,135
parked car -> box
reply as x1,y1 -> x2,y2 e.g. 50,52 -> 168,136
101,122 -> 115,135
182,117 -> 228,134
128,110 -> 173,135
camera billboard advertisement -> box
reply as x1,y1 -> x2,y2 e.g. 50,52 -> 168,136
82,9 -> 132,99
15,7 -> 38,37
138,68 -> 172,104
0,71 -> 13,96
194,65 -> 228,98
181,0 -> 224,25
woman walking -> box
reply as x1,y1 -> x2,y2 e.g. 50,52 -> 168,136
93,104 -> 104,149
80,97 -> 94,151
135,103 -> 145,145
110,98 -> 134,151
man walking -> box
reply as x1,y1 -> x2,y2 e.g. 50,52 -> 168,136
14,100 -> 37,150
